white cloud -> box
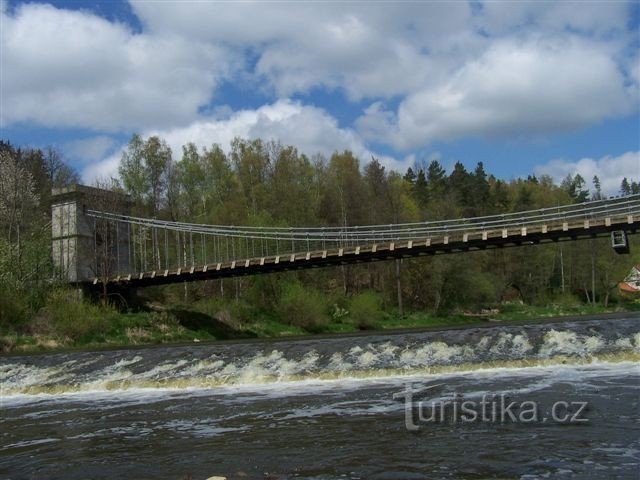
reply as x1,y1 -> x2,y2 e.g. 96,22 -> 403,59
82,100 -> 401,183
535,151 -> 640,195
150,100 -> 394,165
357,36 -> 633,149
129,1 -> 475,99
1,3 -> 232,130
64,136 -> 117,163
477,1 -> 630,37
2,0 -> 637,157
81,151 -> 121,184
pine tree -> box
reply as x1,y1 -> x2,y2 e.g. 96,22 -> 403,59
620,177 -> 631,196
592,175 -> 603,200
403,167 -> 416,184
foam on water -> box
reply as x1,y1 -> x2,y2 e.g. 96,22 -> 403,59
1,319 -> 639,400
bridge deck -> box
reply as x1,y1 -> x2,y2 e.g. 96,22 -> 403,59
92,212 -> 638,288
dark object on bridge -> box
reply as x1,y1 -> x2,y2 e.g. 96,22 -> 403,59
611,231 -> 630,254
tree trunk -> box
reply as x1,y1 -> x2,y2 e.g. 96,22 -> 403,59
583,285 -> 591,305
396,258 -> 403,317
341,265 -> 347,295
591,241 -> 596,305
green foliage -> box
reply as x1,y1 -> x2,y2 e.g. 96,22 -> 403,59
349,291 -> 385,330
119,134 -> 172,215
276,281 -> 329,332
3,135 -> 640,352
36,289 -> 110,343
550,293 -> 583,310
0,284 -> 29,330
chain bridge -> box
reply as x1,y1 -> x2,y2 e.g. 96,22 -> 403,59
50,185 -> 640,289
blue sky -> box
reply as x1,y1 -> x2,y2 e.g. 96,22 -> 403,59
1,0 -> 639,194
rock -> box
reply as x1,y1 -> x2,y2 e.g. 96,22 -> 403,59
206,476 -> 227,480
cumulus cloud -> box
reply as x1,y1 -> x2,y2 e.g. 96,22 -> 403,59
82,100 -> 400,183
535,151 -> 640,195
1,3 -> 233,130
3,0 -> 638,158
357,36 -> 633,149
149,99 -> 395,164
129,1 -> 475,99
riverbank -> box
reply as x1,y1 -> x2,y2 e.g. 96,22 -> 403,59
1,294 -> 638,354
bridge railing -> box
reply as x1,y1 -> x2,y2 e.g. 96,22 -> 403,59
84,194 -> 640,276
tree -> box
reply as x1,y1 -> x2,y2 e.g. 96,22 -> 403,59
119,134 -> 172,216
0,149 -> 39,246
44,146 -> 78,188
469,161 -> 490,215
426,160 -> 447,193
201,144 -> 240,224
0,147 -> 52,325
320,151 -> 367,227
364,158 -> 392,224
177,142 -> 205,219
413,168 -> 429,209
620,177 -> 631,196
561,173 -> 589,203
144,136 -> 172,216
448,161 -> 472,214
265,143 -> 318,226
403,167 -> 416,184
87,181 -> 130,303
119,134 -> 147,207
592,176 -> 603,200
230,137 -> 270,217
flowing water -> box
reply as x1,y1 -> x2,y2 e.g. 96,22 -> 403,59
1,315 -> 639,479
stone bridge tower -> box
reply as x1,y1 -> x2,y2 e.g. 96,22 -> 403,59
51,184 -> 131,283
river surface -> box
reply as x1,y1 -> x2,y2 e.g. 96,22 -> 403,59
1,315 -> 639,479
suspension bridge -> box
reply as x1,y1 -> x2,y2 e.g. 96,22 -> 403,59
51,185 -> 640,289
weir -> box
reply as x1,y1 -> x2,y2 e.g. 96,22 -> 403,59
2,314 -> 639,396
51,187 -> 640,288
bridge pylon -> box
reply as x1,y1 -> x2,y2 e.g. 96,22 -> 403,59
51,184 -> 131,284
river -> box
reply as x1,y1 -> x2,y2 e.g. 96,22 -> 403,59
1,315 -> 639,479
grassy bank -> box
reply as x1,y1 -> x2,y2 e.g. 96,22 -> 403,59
1,286 -> 638,354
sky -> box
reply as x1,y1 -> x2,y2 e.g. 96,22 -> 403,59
1,0 -> 639,195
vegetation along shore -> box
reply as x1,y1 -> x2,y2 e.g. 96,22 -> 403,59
1,137 -> 639,354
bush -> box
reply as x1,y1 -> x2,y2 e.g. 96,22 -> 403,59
0,284 -> 29,331
349,291 -> 385,330
277,282 -> 329,332
551,292 -> 583,310
37,288 -> 111,342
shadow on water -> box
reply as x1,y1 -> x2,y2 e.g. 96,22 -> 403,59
167,308 -> 258,340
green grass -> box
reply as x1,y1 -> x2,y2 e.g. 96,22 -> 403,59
379,312 -> 485,330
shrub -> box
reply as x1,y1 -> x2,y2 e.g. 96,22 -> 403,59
0,284 -> 28,331
38,288 -> 110,342
551,292 -> 583,310
277,282 -> 329,332
349,291 -> 385,330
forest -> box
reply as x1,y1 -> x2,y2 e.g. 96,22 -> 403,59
1,136 -> 639,352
